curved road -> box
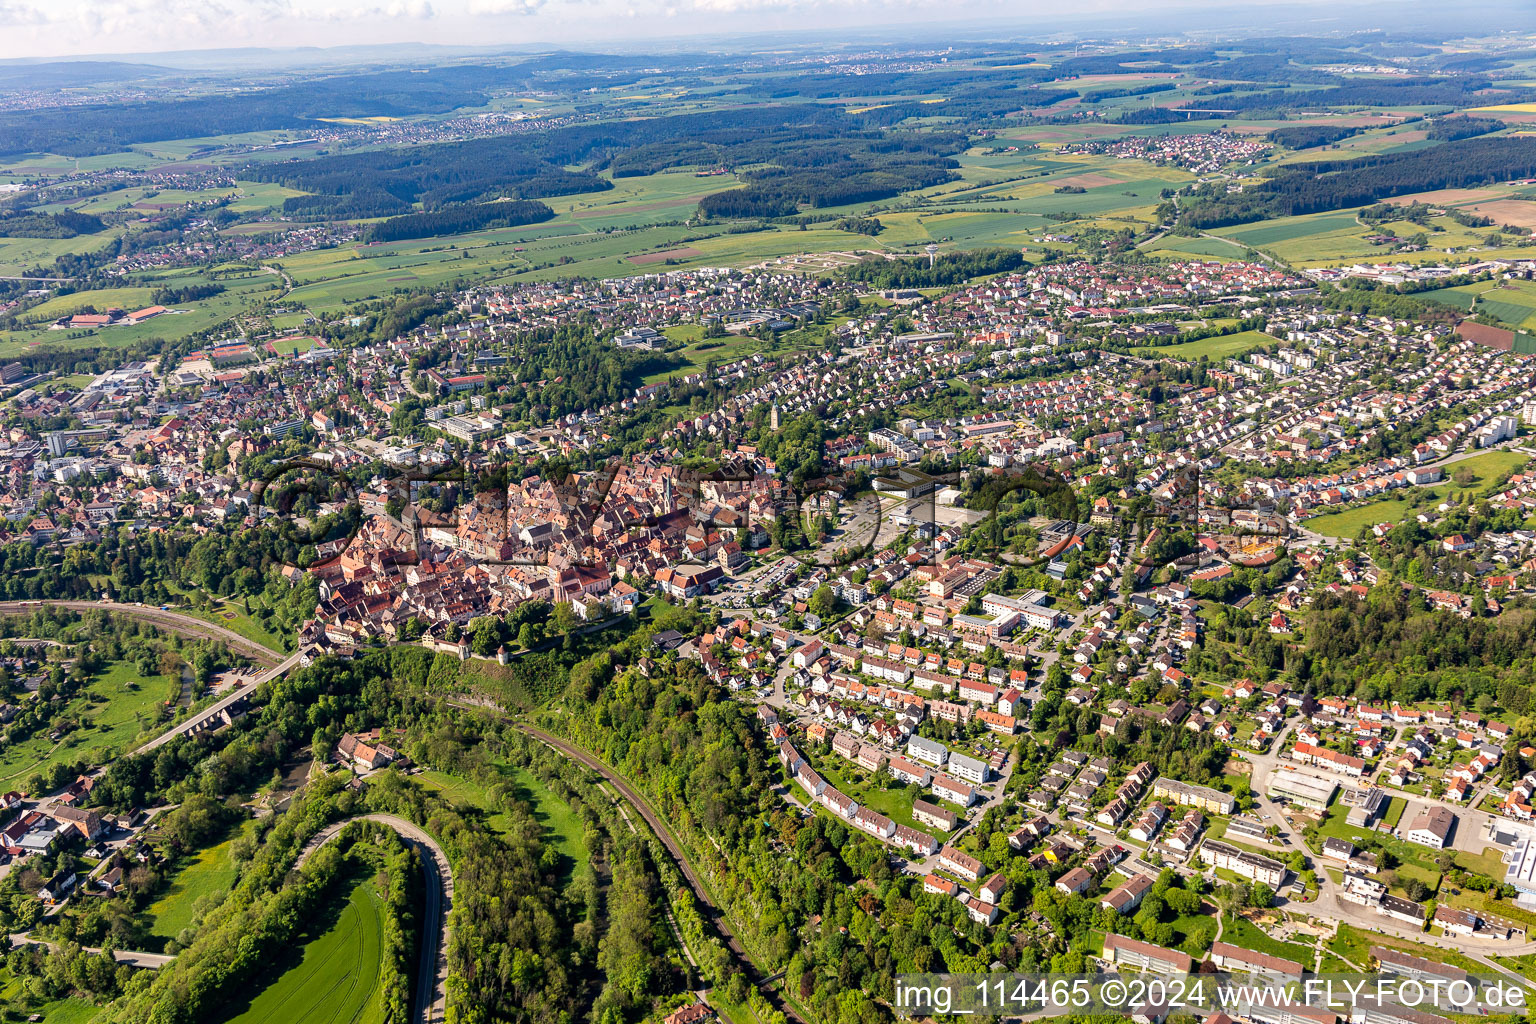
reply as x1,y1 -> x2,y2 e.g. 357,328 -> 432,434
0,600 -> 282,667
518,724 -> 807,1024
297,813 -> 453,1024
0,600 -> 300,755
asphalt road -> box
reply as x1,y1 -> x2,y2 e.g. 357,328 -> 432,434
7,932 -> 176,969
297,813 -> 454,1024
133,648 -> 304,754
0,600 -> 283,667
0,599 -> 300,756
518,723 -> 809,1024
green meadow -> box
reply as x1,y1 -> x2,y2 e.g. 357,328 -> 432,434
149,831 -> 244,944
0,659 -> 179,787
1304,450 -> 1532,538
1136,329 -> 1281,361
221,862 -> 388,1024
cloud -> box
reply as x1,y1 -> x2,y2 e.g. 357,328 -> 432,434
467,0 -> 547,14
676,0 -> 1006,12
305,0 -> 437,20
0,0 -> 50,23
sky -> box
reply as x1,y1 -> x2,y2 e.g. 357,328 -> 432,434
0,0 -> 1385,63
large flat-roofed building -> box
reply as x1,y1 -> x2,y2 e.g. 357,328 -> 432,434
1346,788 -> 1389,828
1350,1003 -> 1454,1024
1501,830 -> 1536,900
1266,767 -> 1338,810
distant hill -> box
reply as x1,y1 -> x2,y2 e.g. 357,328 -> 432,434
0,60 -> 174,87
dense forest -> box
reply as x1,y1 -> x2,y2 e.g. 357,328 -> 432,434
248,147 -> 609,219
1177,137 -> 1536,228
841,248 -> 1028,289
1267,124 -> 1363,149
244,106 -> 969,223
1426,115 -> 1507,141
70,639 -> 698,1024
0,209 -> 106,238
0,66 -> 506,157
1117,75 -> 1522,124
367,199 -> 556,243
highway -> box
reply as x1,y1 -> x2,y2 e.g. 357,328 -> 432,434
297,814 -> 454,1024
518,723 -> 809,1024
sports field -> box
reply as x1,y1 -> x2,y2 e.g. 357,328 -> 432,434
222,865 -> 388,1024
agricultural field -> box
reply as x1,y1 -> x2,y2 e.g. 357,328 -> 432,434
0,267 -> 280,358
1197,201 -> 1529,267
1140,234 -> 1252,260
220,862 -> 388,1024
0,658 -> 180,789
19,286 -> 158,320
0,229 -> 121,277
1418,277 -> 1536,331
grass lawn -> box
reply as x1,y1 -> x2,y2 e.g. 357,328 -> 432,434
1135,330 -> 1280,362
419,768 -> 515,833
1391,860 -> 1443,897
1453,844 -> 1509,880
1492,953 -> 1536,983
1383,797 -> 1407,829
419,764 -> 590,881
222,861 -> 387,1024
815,757 -> 961,837
163,584 -> 291,653
1334,922 -> 1486,974
1310,798 -> 1444,892
1304,450 -> 1533,538
0,970 -> 98,1023
0,659 -> 179,787
1169,910 -> 1219,956
641,324 -> 825,385
1220,915 -> 1314,964
148,830 -> 243,944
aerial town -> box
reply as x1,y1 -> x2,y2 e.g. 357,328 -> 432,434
8,18 -> 1536,1024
